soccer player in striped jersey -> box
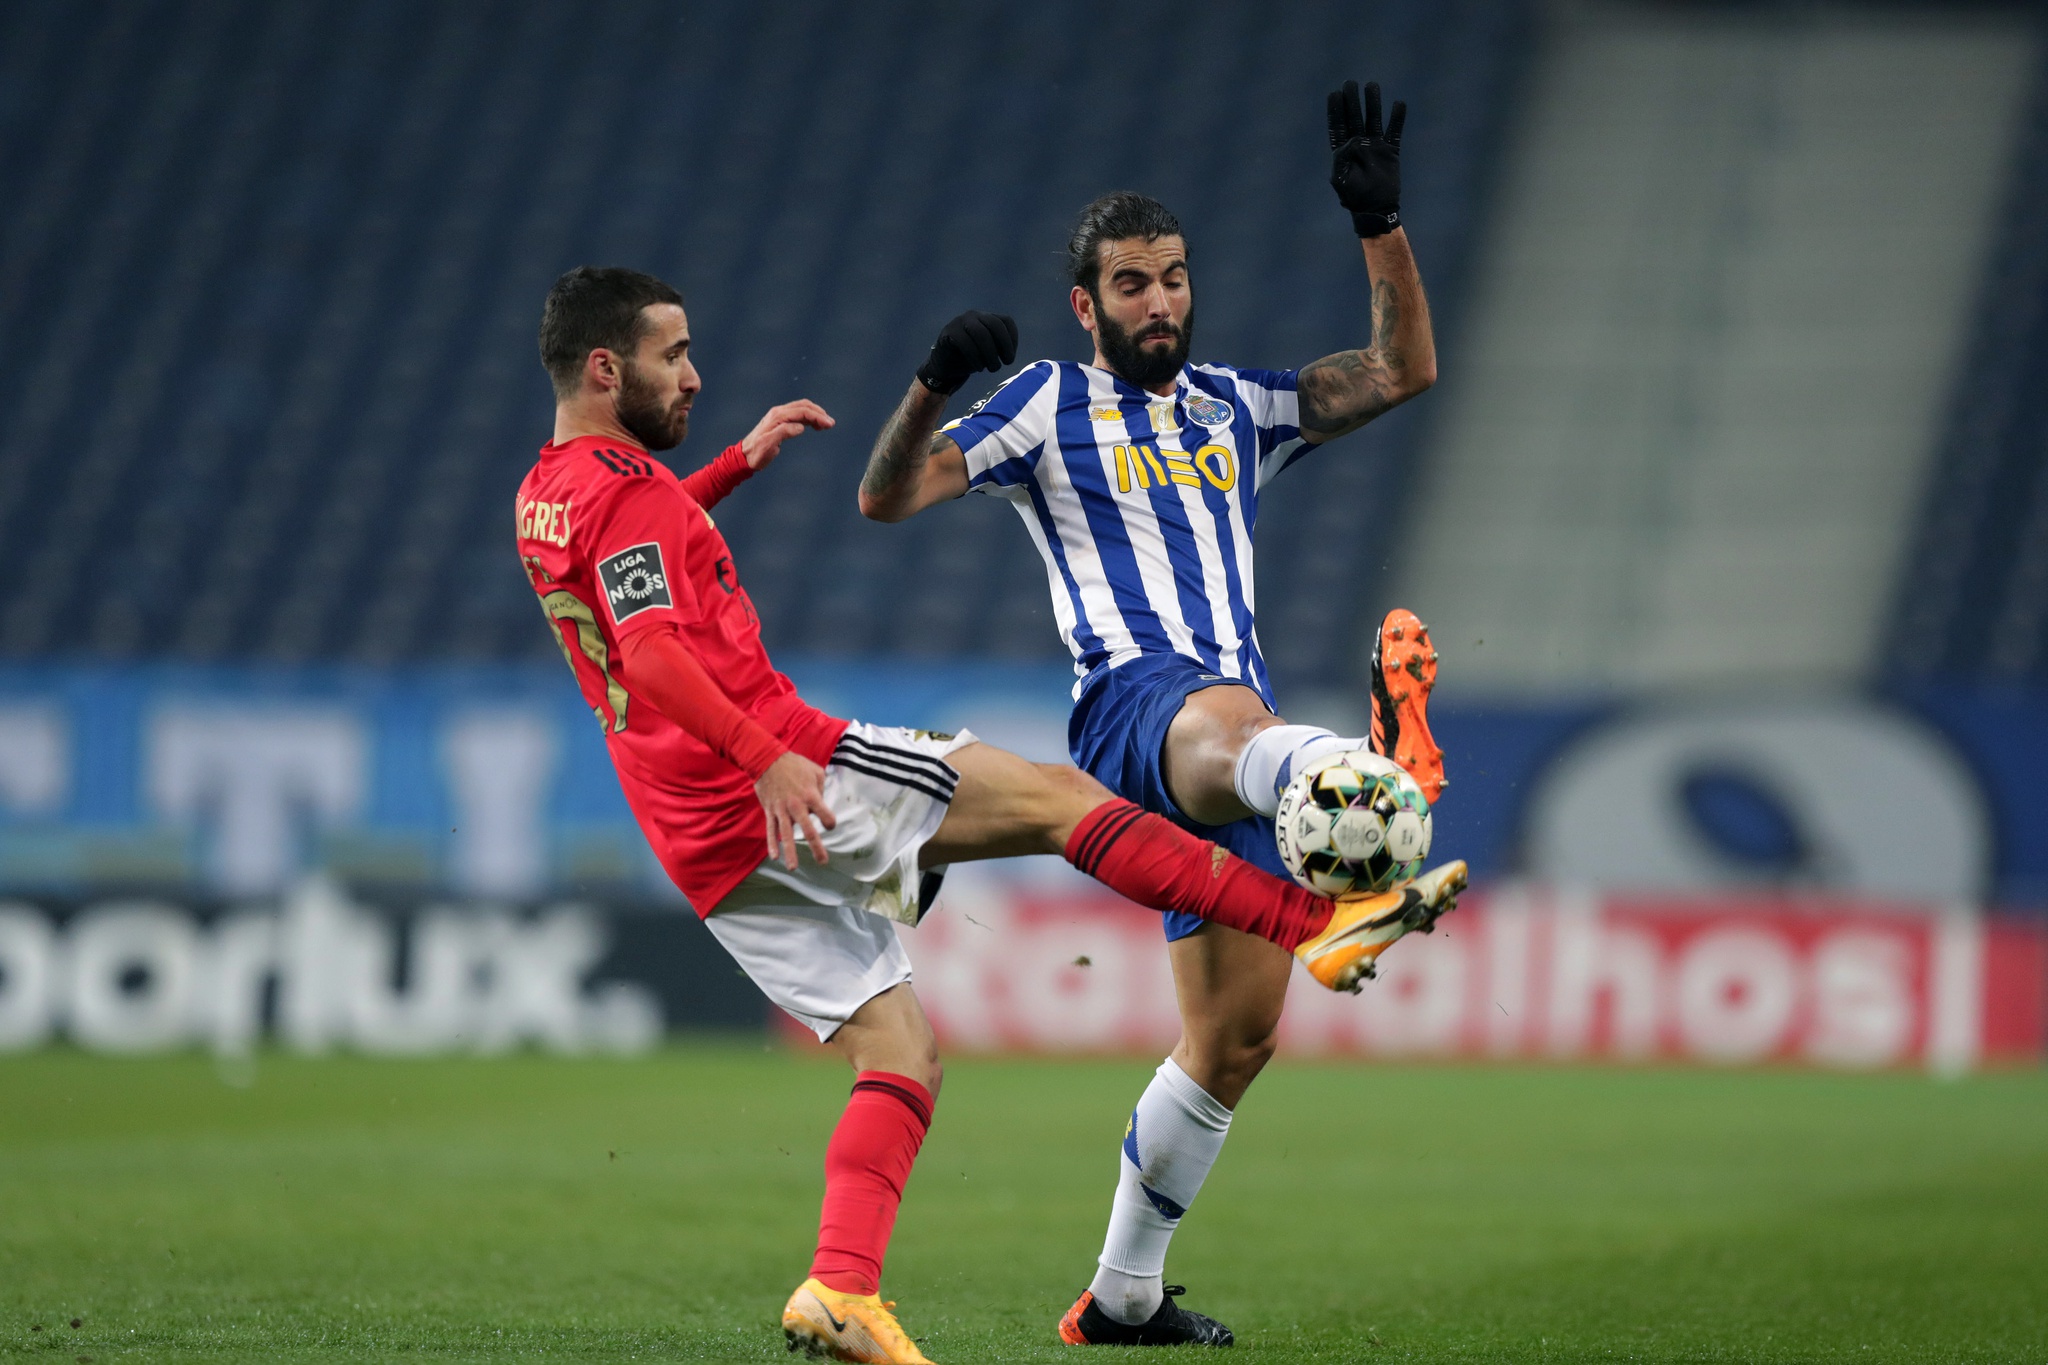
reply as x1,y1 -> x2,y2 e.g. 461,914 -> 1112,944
858,81 -> 1454,1346
521,264 -> 1461,1362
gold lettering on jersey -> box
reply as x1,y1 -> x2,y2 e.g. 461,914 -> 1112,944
1136,445 -> 1167,489
517,498 -> 573,548
1114,444 -> 1190,493
1090,407 -> 1122,423
1194,443 -> 1237,492
539,590 -> 628,733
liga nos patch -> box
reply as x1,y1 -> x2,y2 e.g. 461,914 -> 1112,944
598,542 -> 671,624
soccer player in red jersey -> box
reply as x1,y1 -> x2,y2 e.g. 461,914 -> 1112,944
517,266 -> 1464,1363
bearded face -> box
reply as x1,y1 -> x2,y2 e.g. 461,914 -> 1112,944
1095,296 -> 1195,390
615,357 -> 691,451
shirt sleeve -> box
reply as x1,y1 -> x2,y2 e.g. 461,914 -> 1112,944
1222,366 -> 1311,491
586,475 -> 705,640
939,360 -> 1058,494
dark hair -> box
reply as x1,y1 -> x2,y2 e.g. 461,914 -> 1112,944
1066,191 -> 1184,295
538,266 -> 684,399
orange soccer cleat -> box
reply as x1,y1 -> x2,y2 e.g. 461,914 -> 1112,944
1294,861 -> 1468,993
1370,608 -> 1446,804
782,1277 -> 935,1363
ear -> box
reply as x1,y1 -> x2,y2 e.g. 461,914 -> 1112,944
584,347 -> 622,393
1071,284 -> 1097,334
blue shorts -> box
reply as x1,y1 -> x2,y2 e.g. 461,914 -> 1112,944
1068,654 -> 1285,941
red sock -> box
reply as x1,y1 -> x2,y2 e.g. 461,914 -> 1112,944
1065,800 -> 1335,950
810,1072 -> 934,1296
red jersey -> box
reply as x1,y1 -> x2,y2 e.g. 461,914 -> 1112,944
515,435 -> 847,913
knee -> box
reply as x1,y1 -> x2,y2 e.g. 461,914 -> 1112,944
1034,764 -> 1115,852
892,1024 -> 943,1098
1227,1029 -> 1280,1083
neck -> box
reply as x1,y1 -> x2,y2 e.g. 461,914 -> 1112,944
1091,350 -> 1177,397
552,396 -> 646,449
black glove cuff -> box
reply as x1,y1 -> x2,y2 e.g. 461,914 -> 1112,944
915,362 -> 967,396
1352,209 -> 1400,239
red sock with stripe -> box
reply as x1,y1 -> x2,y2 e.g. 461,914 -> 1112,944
1064,800 -> 1335,951
810,1071 -> 934,1296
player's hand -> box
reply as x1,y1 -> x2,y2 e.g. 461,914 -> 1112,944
741,400 -> 834,470
1327,78 -> 1405,239
755,751 -> 837,870
916,310 -> 1018,395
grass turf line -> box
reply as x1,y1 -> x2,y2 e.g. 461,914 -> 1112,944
2,1046 -> 2044,1362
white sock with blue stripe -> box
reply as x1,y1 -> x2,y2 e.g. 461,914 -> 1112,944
1232,724 -> 1357,818
1088,1058 -> 1234,1324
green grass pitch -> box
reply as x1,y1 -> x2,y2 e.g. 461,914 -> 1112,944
3,1046 -> 2045,1362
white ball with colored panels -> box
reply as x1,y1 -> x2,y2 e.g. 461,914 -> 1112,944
1274,748 -> 1432,896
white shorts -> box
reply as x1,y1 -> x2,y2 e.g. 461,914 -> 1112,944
705,722 -> 977,1041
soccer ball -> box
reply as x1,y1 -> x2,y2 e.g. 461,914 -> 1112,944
1274,749 -> 1432,896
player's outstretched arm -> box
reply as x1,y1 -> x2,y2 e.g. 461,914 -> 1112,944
619,628 -> 836,869
1298,79 -> 1438,445
859,311 -> 1016,522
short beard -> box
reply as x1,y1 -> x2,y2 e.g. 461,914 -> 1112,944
1095,298 -> 1194,389
616,361 -> 690,451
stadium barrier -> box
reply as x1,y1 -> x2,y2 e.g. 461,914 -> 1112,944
0,869 -> 2039,1070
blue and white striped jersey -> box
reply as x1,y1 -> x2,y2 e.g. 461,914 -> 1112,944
942,359 -> 1311,702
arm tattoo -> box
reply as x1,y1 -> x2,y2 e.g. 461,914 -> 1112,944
862,382 -> 950,507
1298,273 -> 1424,439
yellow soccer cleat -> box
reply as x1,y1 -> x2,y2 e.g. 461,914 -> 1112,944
1295,860 -> 1468,993
782,1277 -> 935,1363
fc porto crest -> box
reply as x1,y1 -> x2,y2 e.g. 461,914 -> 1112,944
1183,391 -> 1234,428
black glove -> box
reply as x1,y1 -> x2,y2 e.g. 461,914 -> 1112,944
1327,78 -> 1405,239
917,310 -> 1019,395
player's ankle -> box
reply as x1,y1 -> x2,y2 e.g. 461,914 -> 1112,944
1088,1265 -> 1165,1325
810,1265 -> 877,1296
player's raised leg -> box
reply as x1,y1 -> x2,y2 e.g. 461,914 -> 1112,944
920,743 -> 1348,958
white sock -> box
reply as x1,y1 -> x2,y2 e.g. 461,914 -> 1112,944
1232,725 -> 1359,817
1088,1058 -> 1234,1324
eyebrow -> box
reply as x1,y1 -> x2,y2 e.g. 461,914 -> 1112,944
1110,258 -> 1187,283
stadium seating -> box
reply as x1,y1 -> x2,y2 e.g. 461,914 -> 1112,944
1888,47 -> 2048,683
0,0 -> 1530,692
